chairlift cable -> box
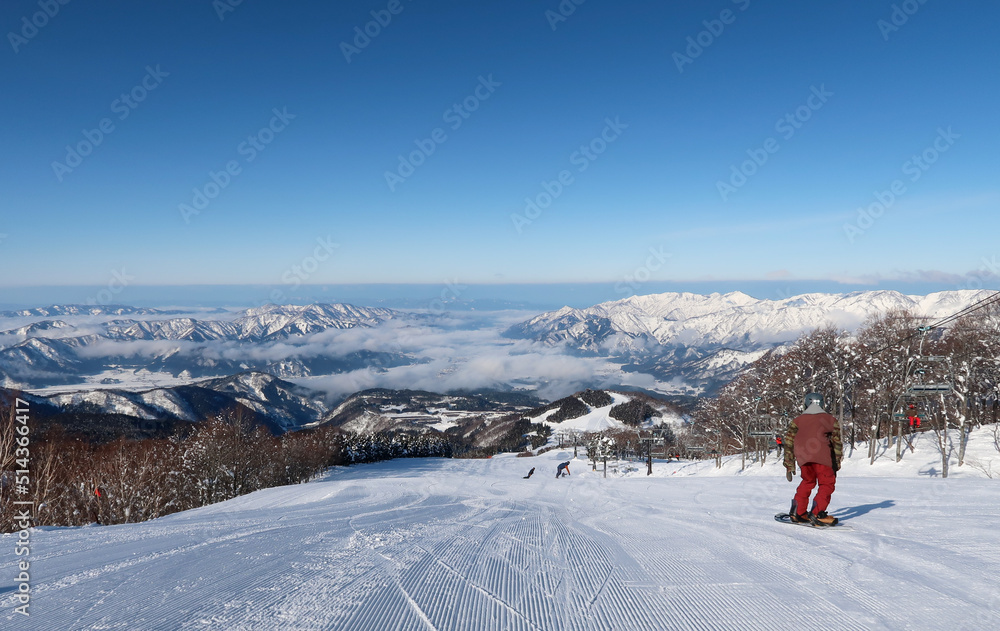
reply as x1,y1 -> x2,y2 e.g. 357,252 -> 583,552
924,290 -> 1000,331
861,290 -> 1000,360
745,290 -> 1000,409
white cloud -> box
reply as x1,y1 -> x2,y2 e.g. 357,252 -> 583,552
6,307 -> 624,402
283,310 -> 622,402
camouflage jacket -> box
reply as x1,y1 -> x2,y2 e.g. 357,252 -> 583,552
783,411 -> 843,472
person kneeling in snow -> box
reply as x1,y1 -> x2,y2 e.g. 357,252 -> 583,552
783,393 -> 843,526
556,461 -> 570,478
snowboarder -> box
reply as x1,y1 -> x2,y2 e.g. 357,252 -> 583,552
783,393 -> 843,526
556,461 -> 570,478
523,467 -> 535,479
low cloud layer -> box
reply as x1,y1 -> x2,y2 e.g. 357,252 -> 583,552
292,311 -> 624,401
3,308 -> 624,401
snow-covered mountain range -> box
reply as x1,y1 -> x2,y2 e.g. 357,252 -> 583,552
9,371 -> 330,435
0,304 -> 175,318
0,303 -> 403,389
4,290 -> 991,402
99,303 -> 396,342
506,289 -> 994,394
1,303 -> 395,345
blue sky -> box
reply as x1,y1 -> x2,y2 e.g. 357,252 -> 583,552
1,0 -> 998,302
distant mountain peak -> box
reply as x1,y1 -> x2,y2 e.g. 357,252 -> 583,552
505,289 -> 995,397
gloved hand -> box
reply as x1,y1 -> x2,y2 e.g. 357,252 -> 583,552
785,469 -> 794,482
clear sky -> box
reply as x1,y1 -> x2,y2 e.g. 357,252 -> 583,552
1,0 -> 998,298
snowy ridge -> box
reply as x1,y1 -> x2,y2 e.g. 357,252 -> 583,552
0,304 -> 167,318
322,388 -> 542,437
0,319 -> 72,338
0,303 -> 396,345
101,303 -> 397,342
199,372 -> 329,431
631,346 -> 772,397
505,289 -> 994,396
46,387 -> 196,421
508,289 -> 994,354
524,389 -> 686,434
0,303 -> 403,389
539,392 -> 633,432
38,371 -> 332,433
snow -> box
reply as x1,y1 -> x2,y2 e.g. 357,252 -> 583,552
28,369 -> 212,396
429,420 -> 458,432
5,429 -> 1000,630
515,289 -> 996,353
624,422 -> 1000,481
340,410 -> 385,434
535,393 -> 684,435
695,348 -> 769,371
539,392 -> 633,433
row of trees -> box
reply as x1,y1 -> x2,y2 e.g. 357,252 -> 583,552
583,426 -> 677,471
693,303 -> 1000,476
0,404 -> 454,532
344,430 -> 452,463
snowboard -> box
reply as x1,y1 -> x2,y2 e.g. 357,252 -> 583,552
774,513 -> 851,529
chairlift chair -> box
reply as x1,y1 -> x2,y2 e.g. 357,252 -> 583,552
890,330 -> 959,460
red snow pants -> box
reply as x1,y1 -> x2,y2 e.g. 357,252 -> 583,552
794,463 -> 836,515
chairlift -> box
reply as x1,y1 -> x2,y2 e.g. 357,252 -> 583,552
902,353 -> 955,398
906,383 -> 953,396
902,328 -> 955,399
890,330 -> 960,461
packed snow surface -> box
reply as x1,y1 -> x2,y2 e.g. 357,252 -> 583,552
4,444 -> 1000,630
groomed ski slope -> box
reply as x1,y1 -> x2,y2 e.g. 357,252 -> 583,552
3,451 -> 1000,631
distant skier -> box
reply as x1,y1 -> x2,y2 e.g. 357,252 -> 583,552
556,461 -> 570,478
523,467 -> 535,479
783,393 -> 843,526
